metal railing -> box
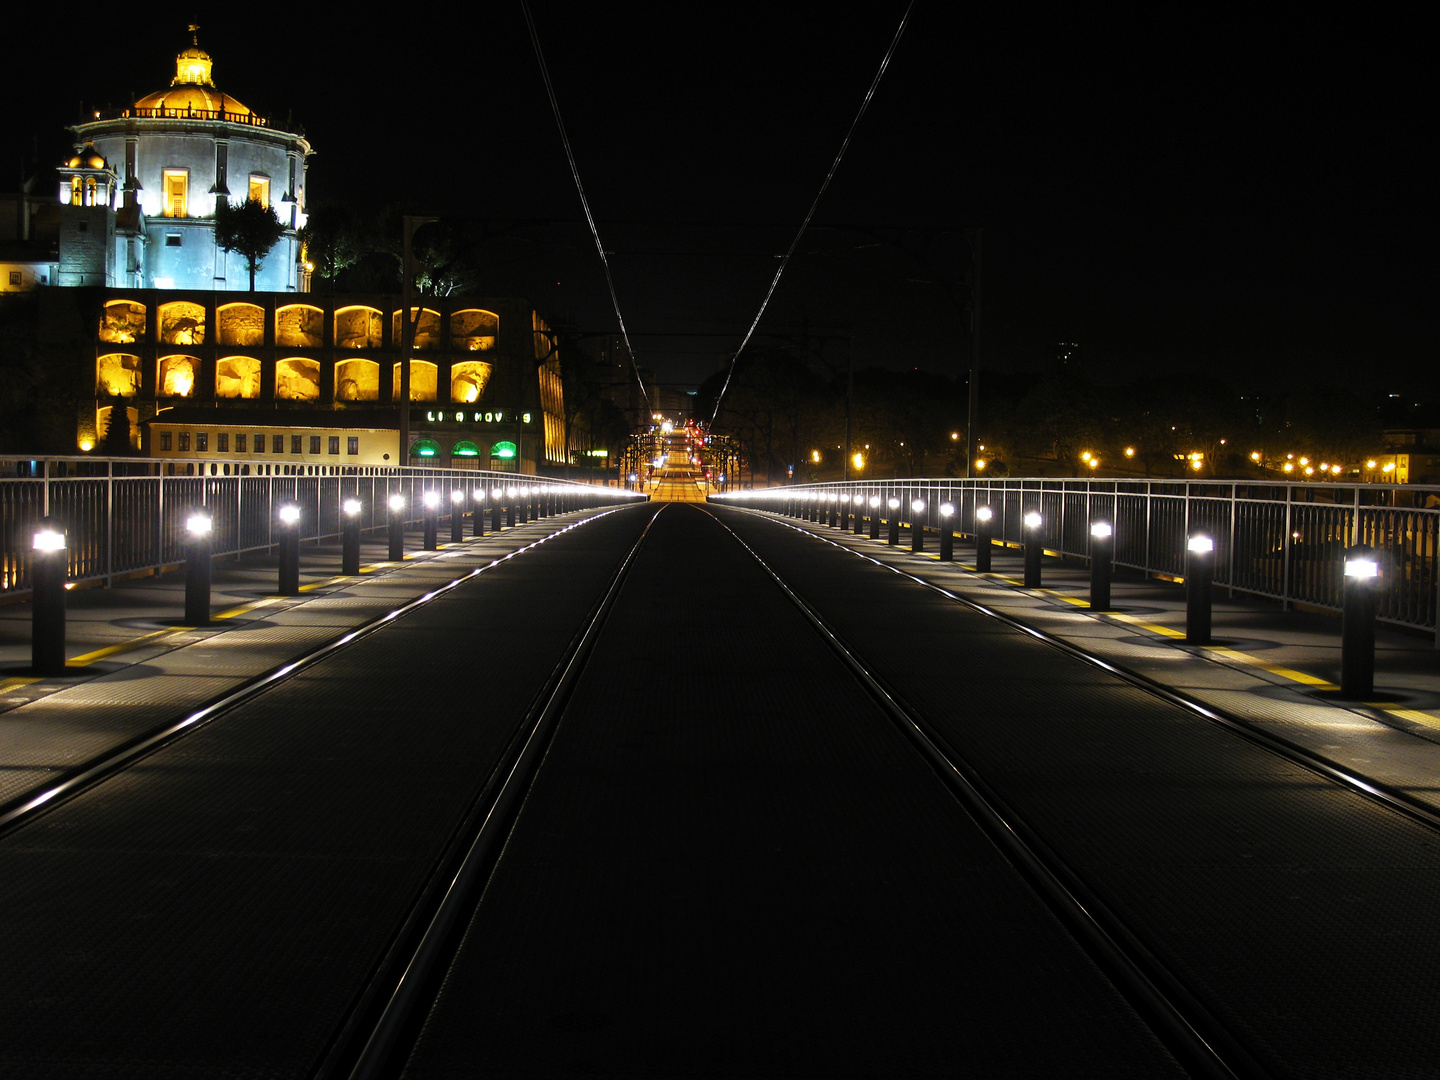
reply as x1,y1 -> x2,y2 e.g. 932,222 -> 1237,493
1,456 -> 638,595
717,478 -> 1440,640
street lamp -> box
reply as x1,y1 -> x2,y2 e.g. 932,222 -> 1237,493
1089,521 -> 1113,611
31,519 -> 68,676
911,498 -> 926,553
975,505 -> 994,572
342,498 -> 363,575
277,503 -> 301,595
450,489 -> 466,543
1186,534 -> 1214,643
1023,510 -> 1043,587
939,503 -> 955,561
388,493 -> 407,561
887,497 -> 901,546
423,489 -> 441,551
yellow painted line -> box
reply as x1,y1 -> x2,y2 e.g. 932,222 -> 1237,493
0,675 -> 41,692
1382,708 -> 1440,731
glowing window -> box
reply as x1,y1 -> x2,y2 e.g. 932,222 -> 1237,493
452,440 -> 480,457
392,360 -> 437,402
490,441 -> 517,460
248,175 -> 270,208
216,356 -> 261,399
276,358 -> 320,401
96,353 -> 141,396
412,439 -> 441,458
163,169 -> 188,217
157,355 -> 200,397
335,359 -> 379,401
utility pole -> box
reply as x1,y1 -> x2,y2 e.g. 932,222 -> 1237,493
965,227 -> 983,479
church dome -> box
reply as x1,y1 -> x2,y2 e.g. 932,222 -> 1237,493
130,33 -> 253,119
65,143 -> 109,170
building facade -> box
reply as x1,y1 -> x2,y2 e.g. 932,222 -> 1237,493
58,33 -> 310,292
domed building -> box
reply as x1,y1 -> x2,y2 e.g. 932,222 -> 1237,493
59,29 -> 311,291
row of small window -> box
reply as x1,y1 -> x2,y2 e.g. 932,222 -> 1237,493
158,432 -> 360,456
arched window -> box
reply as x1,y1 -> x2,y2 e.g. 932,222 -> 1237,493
392,307 -> 440,350
99,300 -> 146,344
335,306 -> 383,349
96,354 -> 141,396
452,440 -> 480,458
218,303 -> 264,346
411,439 -> 441,459
157,355 -> 200,397
452,309 -> 498,352
159,301 -> 206,345
276,358 -> 320,401
216,356 -> 261,399
335,359 -> 379,401
392,360 -> 437,402
450,360 -> 493,403
276,304 -> 323,348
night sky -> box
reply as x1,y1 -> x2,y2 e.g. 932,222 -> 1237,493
5,8 -> 1432,399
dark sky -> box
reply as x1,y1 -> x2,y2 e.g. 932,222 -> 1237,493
5,8 -> 1432,398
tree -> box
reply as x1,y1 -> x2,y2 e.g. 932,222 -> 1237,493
297,202 -> 363,292
215,197 -> 286,291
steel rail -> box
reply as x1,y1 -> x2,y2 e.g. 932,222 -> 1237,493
704,505 -> 1257,1080
330,504 -> 665,1080
763,510 -> 1440,837
0,507 -> 632,839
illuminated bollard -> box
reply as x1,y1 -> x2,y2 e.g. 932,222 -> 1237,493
911,499 -> 926,553
517,487 -> 530,525
839,494 -> 850,531
492,488 -> 504,532
450,489 -> 465,543
184,509 -> 213,625
388,493 -> 406,561
854,495 -> 866,534
828,494 -> 838,528
506,487 -> 517,528
423,490 -> 440,551
887,498 -> 901,545
342,498 -> 362,576
1185,534 -> 1214,644
1023,511 -> 1043,587
939,503 -> 955,561
975,506 -> 994,572
1341,546 -> 1379,699
277,503 -> 301,596
472,489 -> 486,536
1089,521 -> 1113,611
869,496 -> 882,540
31,519 -> 67,676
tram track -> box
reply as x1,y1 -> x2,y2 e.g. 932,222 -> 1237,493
326,503 -> 1240,1079
0,506 -> 632,840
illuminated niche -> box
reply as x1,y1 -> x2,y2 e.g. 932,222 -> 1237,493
452,309 -> 498,352
392,308 -> 440,350
96,404 -> 140,450
158,301 -> 206,345
99,300 -> 146,344
392,360 -> 437,402
218,303 -> 264,346
276,358 -> 320,401
335,306 -> 383,350
450,361 -> 493,404
276,304 -> 323,348
96,353 -> 141,396
216,356 -> 261,399
157,355 -> 200,397
335,359 -> 379,401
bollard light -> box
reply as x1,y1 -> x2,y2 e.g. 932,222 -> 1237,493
506,486 -> 518,528
388,493 -> 406,561
939,503 -> 955,562
473,488 -> 486,536
1089,520 -> 1114,611
1023,510 -> 1043,586
838,491 -> 851,530
31,518 -> 68,675
450,489 -> 466,543
1185,533 -> 1214,644
886,497 -> 901,546
422,490 -> 440,550
1341,545 -> 1379,698
492,487 -> 505,532
869,495 -> 882,540
184,509 -> 213,625
976,505 -> 994,572
911,499 -> 926,553
342,498 -> 362,575
277,503 -> 301,595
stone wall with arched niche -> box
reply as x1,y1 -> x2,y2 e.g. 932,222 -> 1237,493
96,404 -> 140,450
450,360 -> 493,403
392,360 -> 437,401
276,358 -> 320,401
157,354 -> 200,397
452,309 -> 498,352
97,353 -> 141,396
276,305 -> 323,348
218,303 -> 265,346
216,356 -> 261,399
336,306 -> 383,350
99,300 -> 146,344
158,301 -> 206,345
335,359 -> 380,401
392,308 -> 440,350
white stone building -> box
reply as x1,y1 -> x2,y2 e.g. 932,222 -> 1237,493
58,32 -> 311,292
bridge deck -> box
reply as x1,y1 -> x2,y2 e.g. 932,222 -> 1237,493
0,501 -> 1437,1076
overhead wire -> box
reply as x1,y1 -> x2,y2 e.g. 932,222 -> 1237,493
521,0 -> 650,413
709,1 -> 915,427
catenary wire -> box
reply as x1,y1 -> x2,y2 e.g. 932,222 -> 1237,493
709,0 -> 914,426
521,0 -> 650,415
